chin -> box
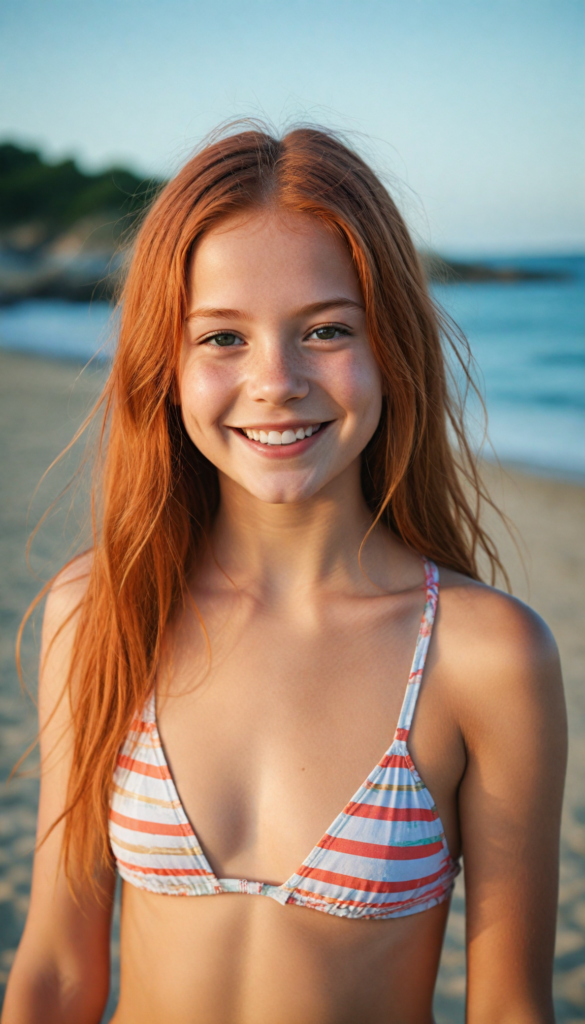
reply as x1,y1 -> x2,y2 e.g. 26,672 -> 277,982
249,487 -> 320,506
237,473 -> 326,506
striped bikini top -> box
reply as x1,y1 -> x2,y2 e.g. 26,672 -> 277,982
109,558 -> 460,920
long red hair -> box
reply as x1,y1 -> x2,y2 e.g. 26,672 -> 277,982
22,123 -> 504,884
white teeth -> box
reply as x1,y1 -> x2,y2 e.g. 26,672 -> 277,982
242,424 -> 322,445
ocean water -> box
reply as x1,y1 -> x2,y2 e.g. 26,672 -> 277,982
433,255 -> 585,478
0,254 -> 583,478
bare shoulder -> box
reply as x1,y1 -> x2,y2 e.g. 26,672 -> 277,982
44,549 -> 93,634
434,568 -> 565,747
40,550 -> 94,722
436,567 -> 559,666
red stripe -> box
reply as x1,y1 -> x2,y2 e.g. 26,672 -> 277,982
378,753 -> 409,769
317,834 -> 443,861
292,886 -> 448,911
128,717 -> 155,733
110,809 -> 195,837
117,753 -> 171,780
395,728 -> 409,742
297,864 -> 447,894
344,802 -> 437,822
117,859 -> 212,877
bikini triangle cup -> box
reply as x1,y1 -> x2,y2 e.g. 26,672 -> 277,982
109,558 -> 460,919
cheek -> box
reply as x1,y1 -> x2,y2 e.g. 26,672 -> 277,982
179,358 -> 237,435
327,348 -> 383,426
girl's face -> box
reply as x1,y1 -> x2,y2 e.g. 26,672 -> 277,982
181,208 -> 383,505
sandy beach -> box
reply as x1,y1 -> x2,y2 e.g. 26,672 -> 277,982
0,348 -> 584,1022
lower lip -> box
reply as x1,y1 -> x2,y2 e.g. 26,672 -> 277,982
231,423 -> 330,458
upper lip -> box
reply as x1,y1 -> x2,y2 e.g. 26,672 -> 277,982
229,421 -> 328,432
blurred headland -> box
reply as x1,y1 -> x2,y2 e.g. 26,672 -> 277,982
0,142 -> 162,303
0,142 -> 572,305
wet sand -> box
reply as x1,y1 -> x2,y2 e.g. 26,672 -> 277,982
0,348 -> 583,1022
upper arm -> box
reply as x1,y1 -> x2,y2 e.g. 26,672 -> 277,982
2,554 -> 116,1024
446,587 -> 566,1022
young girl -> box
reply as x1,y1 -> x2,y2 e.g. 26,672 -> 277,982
3,126 -> 566,1024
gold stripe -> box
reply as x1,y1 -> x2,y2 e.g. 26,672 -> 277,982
112,783 -> 181,809
367,781 -> 425,792
124,737 -> 162,750
112,835 -> 202,857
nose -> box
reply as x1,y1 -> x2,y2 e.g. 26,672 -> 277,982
246,338 -> 309,406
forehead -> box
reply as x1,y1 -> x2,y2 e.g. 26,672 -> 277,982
187,208 -> 362,311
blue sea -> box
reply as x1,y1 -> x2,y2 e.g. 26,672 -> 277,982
0,254 -> 583,478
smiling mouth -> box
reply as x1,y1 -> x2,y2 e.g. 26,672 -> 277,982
236,423 -> 327,446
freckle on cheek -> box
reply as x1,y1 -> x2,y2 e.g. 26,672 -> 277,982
182,366 -> 226,401
181,365 -> 237,441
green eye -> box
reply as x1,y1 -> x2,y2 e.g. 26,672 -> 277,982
207,332 -> 243,347
312,325 -> 347,341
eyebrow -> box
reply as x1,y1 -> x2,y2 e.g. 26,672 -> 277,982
184,297 -> 365,322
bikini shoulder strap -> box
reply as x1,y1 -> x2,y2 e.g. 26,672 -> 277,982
394,558 -> 439,741
142,689 -> 157,724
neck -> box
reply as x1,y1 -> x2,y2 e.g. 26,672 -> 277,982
207,461 -> 402,603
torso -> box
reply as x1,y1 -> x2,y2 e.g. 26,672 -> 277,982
111,555 -> 468,1024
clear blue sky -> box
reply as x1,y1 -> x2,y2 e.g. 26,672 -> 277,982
1,0 -> 583,253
